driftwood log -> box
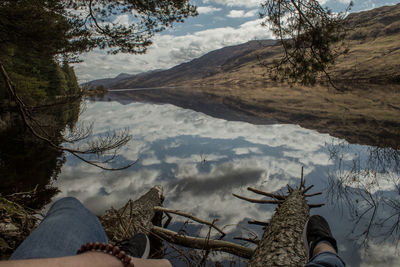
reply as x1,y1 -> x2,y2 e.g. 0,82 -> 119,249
247,187 -> 309,267
233,168 -> 323,267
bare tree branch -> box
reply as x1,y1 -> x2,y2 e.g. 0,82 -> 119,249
154,206 -> 226,237
247,187 -> 285,200
232,193 -> 283,204
151,226 -> 254,259
248,220 -> 269,227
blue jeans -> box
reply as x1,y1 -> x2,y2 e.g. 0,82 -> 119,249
10,197 -> 108,259
305,252 -> 346,267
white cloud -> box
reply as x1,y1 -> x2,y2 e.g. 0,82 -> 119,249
77,101 -> 332,153
203,0 -> 263,8
74,19 -> 273,82
165,154 -> 228,165
233,147 -> 262,155
318,0 -> 351,5
113,14 -> 130,27
336,170 -> 399,194
360,240 -> 400,267
227,9 -> 258,18
141,151 -> 161,166
54,163 -> 161,214
197,6 -> 222,14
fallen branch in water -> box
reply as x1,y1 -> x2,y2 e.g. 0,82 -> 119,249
232,193 -> 284,204
153,206 -> 225,237
151,226 -> 254,259
247,187 -> 285,200
248,220 -> 269,227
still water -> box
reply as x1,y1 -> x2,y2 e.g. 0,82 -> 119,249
53,96 -> 400,266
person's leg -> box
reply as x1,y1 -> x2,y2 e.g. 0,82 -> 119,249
10,197 -> 108,259
303,215 -> 346,267
305,250 -> 345,267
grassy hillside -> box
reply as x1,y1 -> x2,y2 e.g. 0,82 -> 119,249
96,4 -> 400,89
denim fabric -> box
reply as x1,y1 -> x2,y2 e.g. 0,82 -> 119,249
305,252 -> 346,267
10,197 -> 108,259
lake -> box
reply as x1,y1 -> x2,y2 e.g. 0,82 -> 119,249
49,90 -> 400,267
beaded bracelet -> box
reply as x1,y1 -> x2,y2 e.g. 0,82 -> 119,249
77,242 -> 134,267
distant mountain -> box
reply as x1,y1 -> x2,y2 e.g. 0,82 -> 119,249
83,69 -> 163,88
82,73 -> 132,88
86,40 -> 278,89
89,3 -> 400,89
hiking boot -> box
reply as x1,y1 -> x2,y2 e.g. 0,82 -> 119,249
303,215 -> 338,260
115,233 -> 150,259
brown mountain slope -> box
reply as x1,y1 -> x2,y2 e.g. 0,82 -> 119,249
180,3 -> 400,88
91,39 -> 277,89
96,3 -> 400,89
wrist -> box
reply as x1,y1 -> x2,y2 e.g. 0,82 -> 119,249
79,252 -> 129,267
82,253 -> 172,267
77,242 -> 132,266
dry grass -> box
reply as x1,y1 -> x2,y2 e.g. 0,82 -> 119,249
175,32 -> 400,88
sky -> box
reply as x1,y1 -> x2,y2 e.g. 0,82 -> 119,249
74,0 -> 400,82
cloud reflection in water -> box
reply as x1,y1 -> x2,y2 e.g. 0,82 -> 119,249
55,100 -> 399,266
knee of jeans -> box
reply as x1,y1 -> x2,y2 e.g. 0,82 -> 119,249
50,197 -> 85,211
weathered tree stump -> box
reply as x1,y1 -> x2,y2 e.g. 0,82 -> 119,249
99,185 -> 164,243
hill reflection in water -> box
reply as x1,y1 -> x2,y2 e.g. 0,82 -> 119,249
55,100 -> 399,267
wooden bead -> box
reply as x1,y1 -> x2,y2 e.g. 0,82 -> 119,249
76,242 -> 133,266
112,246 -> 120,255
117,250 -> 126,259
105,244 -> 113,252
123,256 -> 131,264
